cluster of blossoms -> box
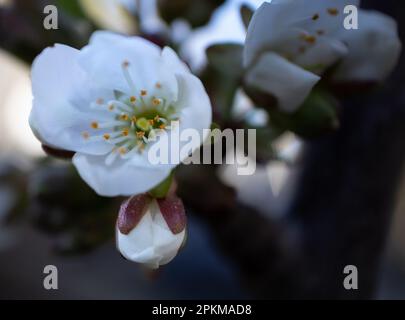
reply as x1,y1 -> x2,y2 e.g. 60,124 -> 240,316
29,0 -> 401,269
244,0 -> 401,112
30,31 -> 212,268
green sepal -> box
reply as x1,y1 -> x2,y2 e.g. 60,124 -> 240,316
148,171 -> 174,199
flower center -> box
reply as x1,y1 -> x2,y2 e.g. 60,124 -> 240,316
81,60 -> 179,164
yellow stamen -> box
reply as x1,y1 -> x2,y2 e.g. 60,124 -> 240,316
103,134 -> 111,140
303,35 -> 316,44
155,82 -> 162,89
122,128 -> 130,136
140,90 -> 148,97
120,114 -> 129,121
136,131 -> 145,138
312,13 -> 319,21
82,132 -> 90,140
327,8 -> 338,16
130,96 -> 137,103
119,147 -> 127,155
91,122 -> 99,129
152,98 -> 161,106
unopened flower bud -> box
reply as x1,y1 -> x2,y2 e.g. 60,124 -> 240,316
116,194 -> 187,269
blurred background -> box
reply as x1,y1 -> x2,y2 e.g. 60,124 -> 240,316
0,0 -> 405,299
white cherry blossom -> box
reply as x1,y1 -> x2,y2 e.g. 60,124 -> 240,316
30,31 -> 212,197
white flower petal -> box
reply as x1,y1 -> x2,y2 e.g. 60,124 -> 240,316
244,0 -> 359,67
73,153 -> 172,197
245,52 -> 320,113
272,0 -> 360,32
30,44 -> 113,155
161,46 -> 190,75
79,0 -> 137,34
293,36 -> 348,73
176,73 -> 213,157
78,31 -> 178,102
333,10 -> 401,82
244,2 -> 294,67
117,199 -> 185,269
244,0 -> 359,71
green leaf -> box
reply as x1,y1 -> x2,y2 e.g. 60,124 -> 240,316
206,43 -> 244,78
158,0 -> 225,28
57,0 -> 86,18
243,84 -> 278,110
240,4 -> 254,30
210,122 -> 221,131
268,90 -> 339,138
253,126 -> 286,162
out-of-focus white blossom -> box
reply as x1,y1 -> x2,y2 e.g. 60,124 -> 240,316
79,0 -> 138,34
332,9 -> 401,82
244,0 -> 401,112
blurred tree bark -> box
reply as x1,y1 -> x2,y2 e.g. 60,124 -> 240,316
180,0 -> 405,299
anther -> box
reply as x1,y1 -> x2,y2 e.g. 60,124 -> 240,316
91,122 -> 99,129
303,35 -> 316,44
103,134 -> 111,140
140,90 -> 148,97
327,8 -> 338,16
122,128 -> 130,136
152,98 -> 161,106
120,114 -> 129,121
312,13 -> 319,20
